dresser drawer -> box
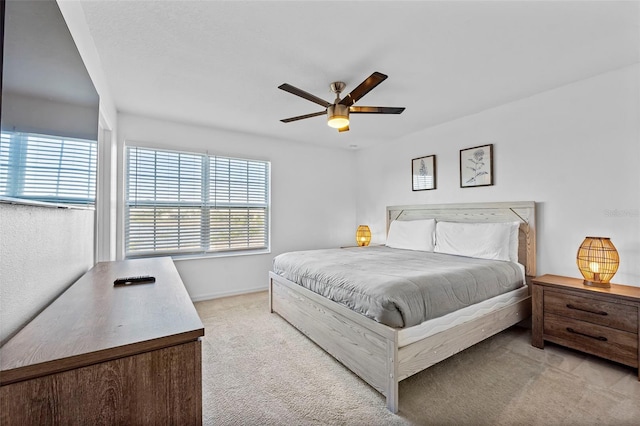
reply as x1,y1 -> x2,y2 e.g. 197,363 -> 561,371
544,312 -> 638,368
544,290 -> 638,333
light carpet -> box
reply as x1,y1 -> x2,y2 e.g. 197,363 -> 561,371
195,291 -> 640,425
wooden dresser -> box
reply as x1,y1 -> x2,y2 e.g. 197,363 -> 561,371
532,274 -> 640,379
0,257 -> 205,424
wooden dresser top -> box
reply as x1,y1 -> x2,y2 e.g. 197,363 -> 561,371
0,257 -> 204,385
532,274 -> 640,303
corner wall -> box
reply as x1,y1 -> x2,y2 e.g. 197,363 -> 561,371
355,65 -> 640,286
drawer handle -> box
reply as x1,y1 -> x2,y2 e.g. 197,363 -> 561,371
566,327 -> 608,342
566,304 -> 608,316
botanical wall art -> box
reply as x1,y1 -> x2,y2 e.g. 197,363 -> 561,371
460,144 -> 493,188
412,155 -> 436,191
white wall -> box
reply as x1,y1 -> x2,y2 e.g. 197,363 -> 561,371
57,0 -> 117,127
117,114 -> 357,300
58,0 -> 120,264
0,203 -> 95,344
356,65 -> 640,286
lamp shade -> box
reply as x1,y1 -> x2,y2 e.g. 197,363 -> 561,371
356,225 -> 371,247
327,104 -> 349,129
576,237 -> 619,288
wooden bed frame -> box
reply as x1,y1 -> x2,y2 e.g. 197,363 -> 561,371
269,201 -> 536,413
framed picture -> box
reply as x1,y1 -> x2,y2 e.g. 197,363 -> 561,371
460,144 -> 493,188
412,155 -> 436,191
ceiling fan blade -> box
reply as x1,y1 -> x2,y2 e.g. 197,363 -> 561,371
278,83 -> 331,108
280,111 -> 326,123
350,106 -> 405,114
339,72 -> 388,107
338,125 -> 350,133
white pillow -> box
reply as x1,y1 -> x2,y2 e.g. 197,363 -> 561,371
508,222 -> 520,263
434,221 -> 518,262
386,219 -> 436,251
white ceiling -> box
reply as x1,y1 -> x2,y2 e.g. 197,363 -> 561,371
78,0 -> 639,150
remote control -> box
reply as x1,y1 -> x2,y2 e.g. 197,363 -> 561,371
113,275 -> 156,286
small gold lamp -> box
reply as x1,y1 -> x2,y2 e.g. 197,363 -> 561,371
356,225 -> 371,247
576,237 -> 619,288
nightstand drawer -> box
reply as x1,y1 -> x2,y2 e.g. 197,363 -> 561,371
544,290 -> 638,333
544,312 -> 638,367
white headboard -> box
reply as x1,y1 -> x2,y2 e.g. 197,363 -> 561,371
386,201 -> 536,277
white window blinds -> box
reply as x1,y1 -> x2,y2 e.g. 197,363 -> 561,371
125,146 -> 270,257
0,131 -> 97,205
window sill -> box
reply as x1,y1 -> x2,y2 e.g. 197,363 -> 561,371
126,248 -> 272,262
173,248 -> 272,261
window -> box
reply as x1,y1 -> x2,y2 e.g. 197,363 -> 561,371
0,131 -> 97,205
125,146 -> 270,258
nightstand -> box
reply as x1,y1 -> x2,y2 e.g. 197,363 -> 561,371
531,274 -> 640,379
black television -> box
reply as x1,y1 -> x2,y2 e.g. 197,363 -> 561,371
1,0 -> 100,204
1,0 -> 99,140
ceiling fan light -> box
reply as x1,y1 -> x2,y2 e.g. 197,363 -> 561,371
327,104 -> 349,129
328,116 -> 349,128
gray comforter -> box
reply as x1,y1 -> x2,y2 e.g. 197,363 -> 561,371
272,246 -> 524,328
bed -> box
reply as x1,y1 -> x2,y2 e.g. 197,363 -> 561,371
269,201 -> 536,413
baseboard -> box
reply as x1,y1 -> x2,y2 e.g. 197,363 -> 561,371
190,286 -> 267,302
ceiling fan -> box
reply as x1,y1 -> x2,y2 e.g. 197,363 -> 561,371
278,72 -> 405,132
